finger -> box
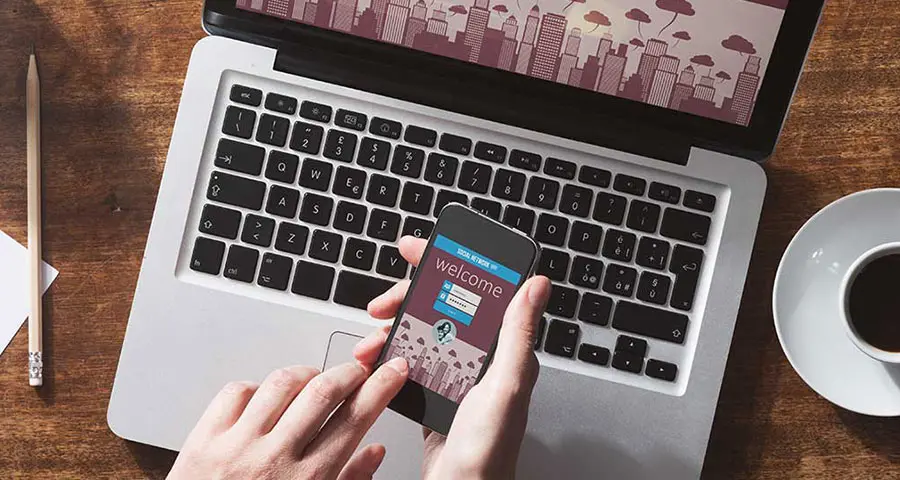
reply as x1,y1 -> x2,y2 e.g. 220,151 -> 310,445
352,325 -> 392,369
304,357 -> 408,474
337,444 -> 387,480
367,280 -> 410,319
269,362 -> 369,449
484,276 -> 550,391
398,236 -> 427,266
185,381 -> 258,442
231,366 -> 319,437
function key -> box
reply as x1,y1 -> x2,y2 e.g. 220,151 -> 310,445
660,208 -> 711,246
473,141 -> 507,163
508,149 -> 542,172
265,93 -> 298,115
299,101 -> 333,123
684,190 -> 717,213
649,182 -> 681,204
578,344 -> 611,366
613,174 -> 647,196
369,117 -> 402,140
544,320 -> 580,358
439,133 -> 473,156
544,158 -> 576,179
190,237 -> 226,274
579,165 -> 612,188
335,109 -> 368,131
229,84 -> 262,106
405,125 -> 438,147
646,359 -> 678,382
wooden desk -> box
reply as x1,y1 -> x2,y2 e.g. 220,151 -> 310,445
1,1 -> 898,477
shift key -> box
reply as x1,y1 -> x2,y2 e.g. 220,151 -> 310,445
207,171 -> 266,210
612,301 -> 689,344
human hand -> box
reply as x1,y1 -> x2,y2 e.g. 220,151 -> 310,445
358,236 -> 551,479
168,355 -> 409,479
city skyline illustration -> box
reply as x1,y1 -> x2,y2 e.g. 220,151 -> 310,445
238,0 -> 787,126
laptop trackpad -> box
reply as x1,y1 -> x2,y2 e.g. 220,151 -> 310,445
324,332 -> 424,479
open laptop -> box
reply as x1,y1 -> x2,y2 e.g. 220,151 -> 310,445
108,0 -> 824,477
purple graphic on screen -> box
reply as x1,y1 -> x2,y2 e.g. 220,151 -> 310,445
236,0 -> 788,126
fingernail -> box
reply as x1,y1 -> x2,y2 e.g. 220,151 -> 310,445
385,357 -> 408,375
527,277 -> 551,306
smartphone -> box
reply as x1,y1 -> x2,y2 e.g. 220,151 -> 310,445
376,204 -> 539,435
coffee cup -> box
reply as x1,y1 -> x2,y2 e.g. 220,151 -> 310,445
839,241 -> 900,364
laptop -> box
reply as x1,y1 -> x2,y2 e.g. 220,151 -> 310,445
108,0 -> 825,478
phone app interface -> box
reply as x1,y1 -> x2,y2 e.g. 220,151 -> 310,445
383,235 -> 522,403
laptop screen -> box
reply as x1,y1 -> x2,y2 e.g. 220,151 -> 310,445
237,0 -> 787,127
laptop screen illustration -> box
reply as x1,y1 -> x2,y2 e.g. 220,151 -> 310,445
237,0 -> 787,127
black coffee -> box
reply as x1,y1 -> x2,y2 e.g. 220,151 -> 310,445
848,254 -> 900,352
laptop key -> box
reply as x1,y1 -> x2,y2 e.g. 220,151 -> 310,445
391,146 -> 426,178
578,344 -> 611,366
275,222 -> 309,255
357,137 -> 391,170
439,133 -> 472,156
265,151 -> 300,184
367,174 -> 401,207
369,117 -> 402,140
646,359 -> 678,382
242,214 -> 276,247
602,264 -> 637,297
559,185 -> 593,218
222,106 -> 256,139
535,316 -> 547,351
502,205 -> 535,235
334,271 -> 395,309
473,141 -> 507,163
508,149 -> 542,172
578,293 -> 612,326
402,217 -> 435,239
230,84 -> 262,106
491,169 -> 526,202
458,161 -> 493,194
669,245 -> 704,311
626,200 -> 661,233
615,335 -> 648,357
265,185 -> 300,218
424,153 -> 459,186
602,229 -> 636,262
324,130 -> 358,162
335,109 -> 367,131
290,122 -> 324,154
434,190 -> 468,216
299,194 -> 334,226
333,166 -> 366,199
215,138 -> 265,176
190,237 -> 225,274
199,204 -> 241,240
298,158 -> 333,191
342,238 -> 377,271
536,248 -> 570,282
612,351 -> 643,374
649,182 -> 681,204
660,208 -> 711,246
613,301 -> 689,344
224,245 -> 259,283
637,272 -> 671,305
334,201 -> 368,234
544,158 -> 576,179
399,182 -> 435,215
636,237 -> 670,270
299,101 -> 333,123
404,125 -> 437,148
376,246 -> 409,279
258,253 -> 293,291
470,198 -> 502,220
367,209 -> 401,242
579,165 -> 612,188
525,177 -> 560,210
291,261 -> 335,300
534,214 -> 568,246
265,93 -> 297,115
544,320 -> 579,358
207,171 -> 266,210
568,221 -> 603,255
257,114 -> 290,147
614,174 -> 647,196
684,190 -> 717,213
569,256 -> 603,289
309,229 -> 343,263
593,192 -> 627,225
548,285 -> 579,318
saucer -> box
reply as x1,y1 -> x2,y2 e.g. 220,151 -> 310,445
774,188 -> 900,416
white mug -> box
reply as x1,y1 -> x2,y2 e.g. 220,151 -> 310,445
838,241 -> 900,364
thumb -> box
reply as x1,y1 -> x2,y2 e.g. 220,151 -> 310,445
484,276 -> 550,388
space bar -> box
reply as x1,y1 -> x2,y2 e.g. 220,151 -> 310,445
334,271 -> 395,310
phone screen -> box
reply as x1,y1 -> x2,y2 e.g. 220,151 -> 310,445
382,234 -> 524,403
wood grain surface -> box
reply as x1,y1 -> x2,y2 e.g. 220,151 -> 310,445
1,0 -> 898,478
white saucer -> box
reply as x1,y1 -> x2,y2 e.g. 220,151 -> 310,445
774,188 -> 900,416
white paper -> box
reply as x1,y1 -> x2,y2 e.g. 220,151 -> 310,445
0,230 -> 58,356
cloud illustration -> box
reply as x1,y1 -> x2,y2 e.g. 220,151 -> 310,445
715,70 -> 732,80
400,333 -> 409,340
448,4 -> 467,15
492,4 -> 508,13
584,10 -> 611,32
401,320 -> 411,328
721,34 -> 757,55
655,0 -> 694,35
449,349 -> 457,357
466,361 -> 476,369
477,355 -> 486,363
629,37 -> 645,48
453,361 -> 463,369
625,8 -> 651,23
690,54 -> 715,67
416,337 -> 425,345
673,30 -> 690,40
432,346 -> 439,352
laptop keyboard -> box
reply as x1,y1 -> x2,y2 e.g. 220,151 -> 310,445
187,78 -> 721,394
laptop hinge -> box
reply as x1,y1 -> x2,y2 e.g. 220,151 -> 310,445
274,46 -> 693,166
